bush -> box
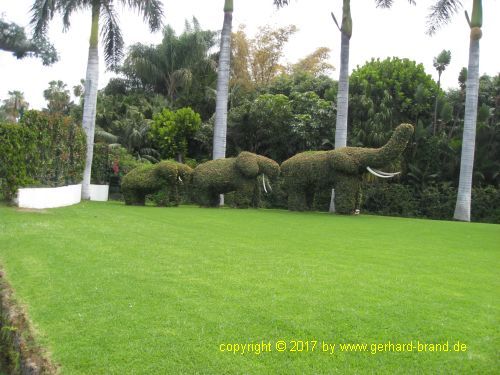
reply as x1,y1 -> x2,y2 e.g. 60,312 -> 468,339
91,142 -> 110,184
419,184 -> 456,219
0,122 -> 36,200
362,182 -> 419,217
20,110 -> 86,186
472,186 -> 500,223
0,111 -> 86,201
361,182 -> 499,224
121,160 -> 193,206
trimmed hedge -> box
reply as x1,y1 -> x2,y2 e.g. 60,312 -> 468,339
0,123 -> 36,200
0,111 -> 86,201
281,124 -> 414,214
192,152 -> 280,208
21,111 -> 86,186
121,160 -> 193,206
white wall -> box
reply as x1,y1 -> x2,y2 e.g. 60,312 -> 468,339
17,184 -> 82,209
89,184 -> 109,202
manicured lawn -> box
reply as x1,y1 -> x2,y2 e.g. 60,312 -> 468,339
0,202 -> 498,374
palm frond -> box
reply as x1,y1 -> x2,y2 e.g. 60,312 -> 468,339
426,0 -> 463,35
273,0 -> 289,8
119,0 -> 164,31
30,0 -> 57,38
60,0 -> 88,31
101,2 -> 124,70
95,127 -> 118,143
375,0 -> 416,9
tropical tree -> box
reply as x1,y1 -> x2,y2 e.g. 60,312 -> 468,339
150,107 -> 202,162
31,0 -> 164,199
0,17 -> 57,65
432,49 -> 451,134
213,0 -> 234,163
427,0 -> 483,222
1,91 -> 29,122
274,0 -> 414,149
123,19 -> 216,109
44,80 -> 71,114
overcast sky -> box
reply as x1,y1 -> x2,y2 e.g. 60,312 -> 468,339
1,0 -> 499,109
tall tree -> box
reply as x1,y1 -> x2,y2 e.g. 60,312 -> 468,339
31,0 -> 163,199
213,0 -> 233,164
0,18 -> 57,65
428,0 -> 483,222
212,0 -> 234,206
432,49 -> 451,134
123,20 -> 216,114
44,80 -> 71,114
274,0 -> 414,149
1,91 -> 29,122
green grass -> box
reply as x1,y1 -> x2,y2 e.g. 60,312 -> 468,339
0,201 -> 498,374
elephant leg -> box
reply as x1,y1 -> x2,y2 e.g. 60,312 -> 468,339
334,174 -> 361,214
151,187 -> 170,207
233,182 -> 254,208
287,189 -> 309,211
124,190 -> 146,206
194,187 -> 219,207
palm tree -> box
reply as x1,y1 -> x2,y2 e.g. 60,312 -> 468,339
31,0 -> 163,199
274,0 -> 414,149
432,49 -> 451,135
2,90 -> 29,122
123,20 -> 216,106
212,0 -> 234,206
428,0 -> 483,222
213,0 -> 233,161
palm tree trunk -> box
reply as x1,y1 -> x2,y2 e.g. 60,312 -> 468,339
454,36 -> 480,221
433,73 -> 441,135
213,0 -> 233,160
213,0 -> 233,206
81,3 -> 100,200
334,0 -> 352,149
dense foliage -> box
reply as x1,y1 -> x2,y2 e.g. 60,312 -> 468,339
21,111 -> 86,186
192,152 -> 280,207
121,160 -> 192,206
281,124 -> 414,214
0,111 -> 86,200
0,123 -> 35,199
150,107 -> 202,162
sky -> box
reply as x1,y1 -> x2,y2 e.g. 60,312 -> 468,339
1,0 -> 499,109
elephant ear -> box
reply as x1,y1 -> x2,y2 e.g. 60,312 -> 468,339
235,152 -> 259,178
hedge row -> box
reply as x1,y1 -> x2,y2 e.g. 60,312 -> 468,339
0,111 -> 86,200
256,179 -> 499,223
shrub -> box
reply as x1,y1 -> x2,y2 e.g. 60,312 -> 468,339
20,110 -> 86,186
362,182 -> 419,217
91,142 -> 110,184
1,111 -> 86,201
0,122 -> 36,200
472,186 -> 500,223
121,160 -> 193,206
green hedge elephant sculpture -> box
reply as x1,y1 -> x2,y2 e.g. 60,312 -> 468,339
192,151 -> 280,207
121,160 -> 193,206
281,123 -> 414,214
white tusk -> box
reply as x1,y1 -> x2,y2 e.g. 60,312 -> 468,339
178,176 -> 183,182
262,174 -> 268,193
366,166 -> 401,178
265,175 -> 273,192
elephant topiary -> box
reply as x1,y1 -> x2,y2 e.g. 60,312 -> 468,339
121,160 -> 193,206
281,123 -> 414,214
192,151 -> 280,207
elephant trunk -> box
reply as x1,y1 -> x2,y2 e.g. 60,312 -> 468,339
359,123 -> 414,168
